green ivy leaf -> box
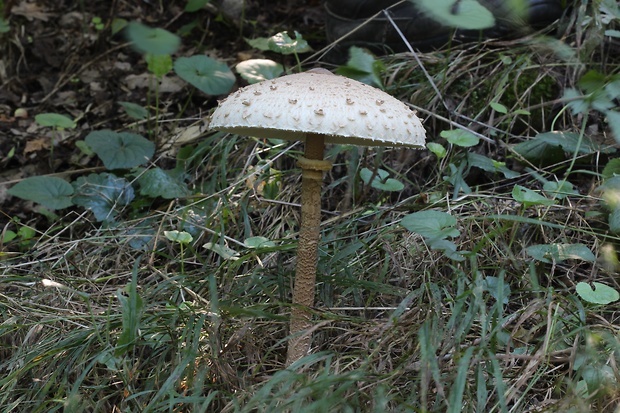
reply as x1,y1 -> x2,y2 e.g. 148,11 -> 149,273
185,0 -> 211,12
137,168 -> 190,199
125,22 -> 180,55
415,0 -> 495,29
427,142 -> 447,159
164,230 -> 193,244
606,110 -> 620,145
118,102 -> 149,120
235,59 -> 283,84
526,243 -> 596,264
467,153 -> 518,178
441,129 -> 480,147
72,173 -> 135,221
401,210 -> 460,241
335,46 -> 385,89
267,31 -> 312,55
85,130 -> 155,169
512,185 -> 556,208
359,168 -> 404,192
174,55 -> 235,95
244,236 -> 276,249
35,113 -> 76,129
542,180 -> 578,199
8,176 -> 74,210
576,282 -> 620,305
145,53 -> 173,78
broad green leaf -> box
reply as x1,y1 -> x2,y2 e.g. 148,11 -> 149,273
512,137 -> 565,166
441,129 -> 480,147
267,31 -> 312,55
429,238 -> 465,261
203,242 -> 239,260
235,59 -> 283,84
489,101 -> 508,114
427,142 -> 447,159
415,0 -> 495,29
606,110 -> 620,145
2,230 -> 17,243
85,130 -> 155,169
72,173 -> 135,221
164,230 -> 193,244
530,131 -> 616,155
602,158 -> 620,180
335,46 -> 385,88
401,210 -> 460,241
512,185 -> 556,207
145,53 -> 173,78
174,55 -> 235,95
245,36 -> 271,51
526,243 -> 596,264
244,236 -> 276,249
185,0 -> 211,12
8,176 -> 74,210
35,113 -> 76,129
137,167 -> 190,199
111,18 -> 128,35
576,282 -> 619,305
125,22 -> 180,55
542,180 -> 578,199
360,168 -> 404,192
118,102 -> 149,120
467,153 -> 518,178
598,176 -> 620,209
609,208 -> 620,233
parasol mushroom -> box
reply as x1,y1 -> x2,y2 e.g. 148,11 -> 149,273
208,68 -> 426,366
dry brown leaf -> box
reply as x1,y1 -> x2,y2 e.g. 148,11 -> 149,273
11,1 -> 50,21
23,137 -> 50,153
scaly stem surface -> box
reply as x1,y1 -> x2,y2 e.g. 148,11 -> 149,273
286,133 -> 331,366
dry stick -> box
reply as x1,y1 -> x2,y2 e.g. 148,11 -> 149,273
286,133 -> 331,366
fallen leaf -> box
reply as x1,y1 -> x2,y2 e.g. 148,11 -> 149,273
12,2 -> 50,21
24,137 -> 50,154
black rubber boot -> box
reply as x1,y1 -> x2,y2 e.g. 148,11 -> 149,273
325,0 -> 564,59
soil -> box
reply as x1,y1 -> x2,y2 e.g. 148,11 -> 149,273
0,0 -> 326,220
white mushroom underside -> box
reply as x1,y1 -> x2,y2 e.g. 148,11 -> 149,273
209,70 -> 426,148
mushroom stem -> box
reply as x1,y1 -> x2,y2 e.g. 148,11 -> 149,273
286,133 -> 332,366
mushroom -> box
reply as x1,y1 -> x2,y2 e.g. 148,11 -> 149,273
209,68 -> 426,366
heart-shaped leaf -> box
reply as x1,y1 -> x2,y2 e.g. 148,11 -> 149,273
174,55 -> 235,95
72,173 -> 135,221
85,130 -> 155,169
441,129 -> 480,147
576,282 -> 619,305
416,0 -> 495,29
526,243 -> 596,264
118,102 -> 149,120
125,22 -> 180,55
512,185 -> 556,208
360,168 -> 404,192
267,31 -> 312,55
236,59 -> 283,84
401,210 -> 460,241
165,230 -> 193,244
244,236 -> 276,249
35,113 -> 76,129
8,176 -> 74,210
137,167 -> 190,199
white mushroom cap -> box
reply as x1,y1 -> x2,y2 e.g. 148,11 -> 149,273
209,68 -> 426,148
